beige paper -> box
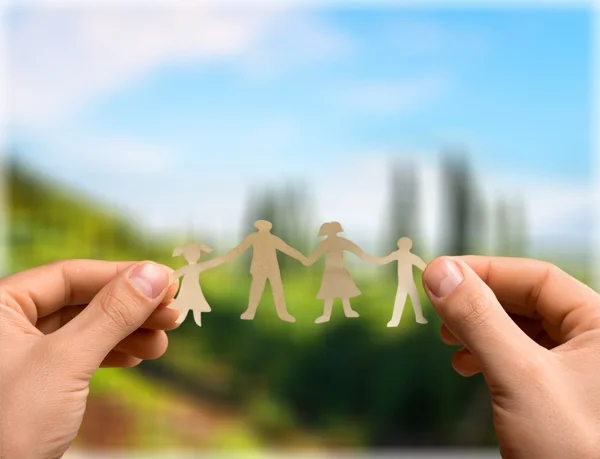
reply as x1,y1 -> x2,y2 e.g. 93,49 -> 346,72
224,220 -> 306,323
168,243 -> 226,326
373,237 -> 428,327
169,224 -> 429,328
305,222 -> 380,324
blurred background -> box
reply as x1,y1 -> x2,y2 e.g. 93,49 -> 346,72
1,0 -> 596,457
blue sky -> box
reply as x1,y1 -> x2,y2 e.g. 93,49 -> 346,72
6,3 -> 595,254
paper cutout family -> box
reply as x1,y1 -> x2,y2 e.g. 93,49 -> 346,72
168,220 -> 428,328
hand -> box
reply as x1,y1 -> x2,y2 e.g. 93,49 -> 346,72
422,256 -> 600,458
370,256 -> 387,265
0,260 -> 180,458
302,256 -> 314,266
361,252 -> 387,265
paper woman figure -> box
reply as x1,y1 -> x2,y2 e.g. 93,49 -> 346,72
305,221 -> 377,324
373,237 -> 428,327
224,220 -> 307,323
169,242 -> 226,326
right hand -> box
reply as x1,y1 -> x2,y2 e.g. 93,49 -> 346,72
422,256 -> 600,459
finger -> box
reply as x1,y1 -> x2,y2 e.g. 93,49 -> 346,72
458,256 -> 600,341
452,348 -> 481,377
442,315 -> 559,350
54,261 -> 170,371
423,257 -> 539,380
113,329 -> 168,360
440,324 -> 461,345
100,350 -> 142,368
36,305 -> 81,334
35,294 -> 180,335
142,301 -> 181,331
509,314 -> 543,337
0,259 -> 175,324
510,314 -> 559,348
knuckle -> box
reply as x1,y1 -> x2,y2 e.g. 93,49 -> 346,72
48,258 -> 70,267
462,294 -> 490,324
47,258 -> 77,273
98,289 -> 137,329
544,261 -> 563,275
544,262 -> 569,286
0,288 -> 30,324
0,287 -> 13,308
535,260 -> 559,284
446,292 -> 490,328
527,261 -> 559,303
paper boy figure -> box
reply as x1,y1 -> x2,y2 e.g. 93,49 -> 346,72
374,237 -> 428,327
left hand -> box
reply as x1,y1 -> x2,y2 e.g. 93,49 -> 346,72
0,260 -> 180,458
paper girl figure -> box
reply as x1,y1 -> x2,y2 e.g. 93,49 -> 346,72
305,221 -> 377,324
373,237 -> 428,327
224,220 -> 306,323
169,242 -> 226,326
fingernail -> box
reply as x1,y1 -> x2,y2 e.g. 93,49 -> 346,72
425,259 -> 464,299
129,263 -> 167,298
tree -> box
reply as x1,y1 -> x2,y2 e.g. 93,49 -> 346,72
439,149 -> 476,256
495,195 -> 528,257
273,181 -> 313,271
240,181 -> 313,273
380,159 -> 420,276
495,196 -> 512,256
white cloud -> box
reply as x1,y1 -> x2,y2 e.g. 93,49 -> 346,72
336,74 -> 448,114
8,3 -> 349,123
78,140 -> 173,175
8,4 -> 280,121
474,171 -> 594,257
512,181 -> 593,243
25,128 -> 174,175
237,11 -> 353,79
311,152 -> 390,243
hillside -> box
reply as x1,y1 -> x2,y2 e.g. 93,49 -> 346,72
5,158 -> 497,450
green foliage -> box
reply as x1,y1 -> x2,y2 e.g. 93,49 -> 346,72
7,156 -> 532,449
381,160 -> 421,277
242,182 -> 314,273
495,196 -> 528,257
440,150 -> 476,256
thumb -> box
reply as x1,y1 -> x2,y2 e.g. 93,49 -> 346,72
54,261 -> 170,372
423,257 -> 538,379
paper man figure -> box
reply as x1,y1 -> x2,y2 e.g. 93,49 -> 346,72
374,237 -> 428,327
224,220 -> 306,323
168,242 -> 226,326
305,221 -> 378,324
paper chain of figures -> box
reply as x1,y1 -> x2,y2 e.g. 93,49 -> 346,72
168,220 -> 428,328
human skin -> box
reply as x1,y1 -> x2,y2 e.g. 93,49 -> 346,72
2,256 -> 600,458
422,256 -> 600,459
0,259 -> 179,459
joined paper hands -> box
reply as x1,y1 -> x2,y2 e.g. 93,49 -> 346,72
169,220 -> 428,327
